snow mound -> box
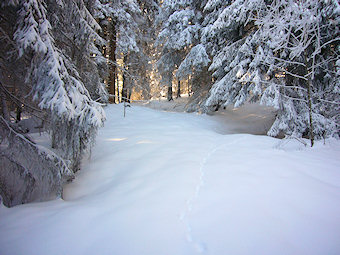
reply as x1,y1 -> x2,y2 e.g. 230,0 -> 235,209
0,104 -> 339,255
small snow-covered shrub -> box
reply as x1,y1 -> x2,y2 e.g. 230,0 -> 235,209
0,117 -> 74,207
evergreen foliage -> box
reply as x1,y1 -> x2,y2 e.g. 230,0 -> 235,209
0,0 -> 107,205
156,0 -> 206,101
191,0 -> 339,141
13,0 -> 106,171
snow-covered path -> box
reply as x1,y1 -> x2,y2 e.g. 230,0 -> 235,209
1,104 -> 340,255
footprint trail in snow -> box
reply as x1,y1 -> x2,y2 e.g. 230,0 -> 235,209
179,138 -> 244,254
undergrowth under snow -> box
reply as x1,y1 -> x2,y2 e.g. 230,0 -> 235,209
0,104 -> 340,255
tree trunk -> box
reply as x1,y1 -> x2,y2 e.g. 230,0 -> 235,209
0,87 -> 10,121
128,88 -> 132,102
121,55 -> 129,102
108,20 -> 117,103
307,79 -> 314,147
116,72 -> 120,103
51,132 -> 56,149
304,52 -> 314,147
167,87 -> 173,101
177,80 -> 181,98
122,74 -> 127,101
167,75 -> 173,101
16,106 -> 22,123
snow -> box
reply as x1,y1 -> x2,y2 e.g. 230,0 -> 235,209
210,102 -> 276,135
136,96 -> 192,112
177,44 -> 210,79
1,104 -> 340,255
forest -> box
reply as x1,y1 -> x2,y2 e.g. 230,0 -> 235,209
0,0 -> 339,254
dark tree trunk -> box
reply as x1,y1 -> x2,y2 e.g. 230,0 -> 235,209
167,75 -> 173,101
0,87 -> 10,121
16,106 -> 22,123
116,71 -> 120,103
108,20 -> 117,103
128,88 -> 132,102
122,74 -> 127,101
167,86 -> 173,101
304,52 -> 314,147
177,80 -> 181,98
121,55 -> 130,103
307,78 -> 314,147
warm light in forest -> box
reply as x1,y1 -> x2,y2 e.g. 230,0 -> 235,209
275,71 -> 286,78
106,138 -> 127,142
114,54 -> 125,103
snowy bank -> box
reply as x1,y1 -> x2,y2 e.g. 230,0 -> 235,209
0,104 -> 339,255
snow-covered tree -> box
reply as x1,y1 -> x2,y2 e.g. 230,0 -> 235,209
14,0 -> 106,169
255,0 -> 340,144
0,116 -> 74,207
203,0 -> 339,144
203,0 -> 265,110
1,0 -> 108,205
176,44 -> 210,81
156,0 -> 204,101
94,0 -> 142,102
121,0 -> 160,101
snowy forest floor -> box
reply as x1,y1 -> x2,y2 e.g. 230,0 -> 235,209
1,103 -> 340,255
138,97 -> 276,135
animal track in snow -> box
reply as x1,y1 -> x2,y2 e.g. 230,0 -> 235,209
179,138 -> 243,254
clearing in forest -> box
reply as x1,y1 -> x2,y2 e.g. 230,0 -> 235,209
0,104 -> 340,255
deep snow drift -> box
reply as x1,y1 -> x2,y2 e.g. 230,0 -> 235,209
0,104 -> 340,255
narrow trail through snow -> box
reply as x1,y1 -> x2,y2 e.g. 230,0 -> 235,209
1,104 -> 340,255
